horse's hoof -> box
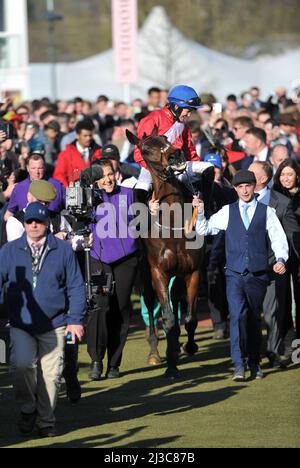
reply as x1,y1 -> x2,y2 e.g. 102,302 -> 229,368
165,368 -> 180,380
183,342 -> 199,355
147,353 -> 161,366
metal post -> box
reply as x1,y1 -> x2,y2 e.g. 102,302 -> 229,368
41,0 -> 63,101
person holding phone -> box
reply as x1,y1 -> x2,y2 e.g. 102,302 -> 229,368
0,202 -> 86,438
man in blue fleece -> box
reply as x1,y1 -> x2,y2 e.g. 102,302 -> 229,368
0,202 -> 86,438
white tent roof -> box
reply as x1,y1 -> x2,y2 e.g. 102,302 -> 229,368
30,6 -> 300,102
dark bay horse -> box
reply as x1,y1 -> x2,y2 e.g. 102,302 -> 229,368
127,128 -> 205,378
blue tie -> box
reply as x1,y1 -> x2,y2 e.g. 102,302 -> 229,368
242,204 -> 251,230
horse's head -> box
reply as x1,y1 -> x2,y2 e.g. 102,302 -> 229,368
126,127 -> 187,181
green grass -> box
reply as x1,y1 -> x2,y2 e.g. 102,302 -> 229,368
0,323 -> 299,448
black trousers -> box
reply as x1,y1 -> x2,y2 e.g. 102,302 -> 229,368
86,253 -> 139,368
290,260 -> 300,339
208,267 -> 229,330
263,270 -> 290,356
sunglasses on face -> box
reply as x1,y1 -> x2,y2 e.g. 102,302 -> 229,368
25,219 -> 45,225
215,125 -> 228,132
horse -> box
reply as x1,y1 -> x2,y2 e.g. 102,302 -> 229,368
126,128 -> 206,378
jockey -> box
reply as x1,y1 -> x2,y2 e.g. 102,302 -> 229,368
134,85 -> 214,211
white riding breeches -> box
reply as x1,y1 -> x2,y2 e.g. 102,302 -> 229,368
135,161 -> 213,192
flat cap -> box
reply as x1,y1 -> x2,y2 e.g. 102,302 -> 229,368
29,180 -> 57,202
232,170 -> 256,186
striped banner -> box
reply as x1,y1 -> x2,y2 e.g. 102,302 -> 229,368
112,0 -> 138,84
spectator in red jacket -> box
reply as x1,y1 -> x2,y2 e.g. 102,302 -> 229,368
226,116 -> 254,169
54,119 -> 102,187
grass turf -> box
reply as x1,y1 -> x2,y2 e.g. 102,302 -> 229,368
0,322 -> 299,448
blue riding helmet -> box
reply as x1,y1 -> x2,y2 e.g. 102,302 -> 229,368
168,85 -> 202,109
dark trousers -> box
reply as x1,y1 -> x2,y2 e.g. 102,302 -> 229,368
290,260 -> 300,339
226,270 -> 268,367
86,253 -> 138,368
208,267 -> 229,330
263,271 -> 290,356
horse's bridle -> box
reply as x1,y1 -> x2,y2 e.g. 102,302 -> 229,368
141,138 -> 186,183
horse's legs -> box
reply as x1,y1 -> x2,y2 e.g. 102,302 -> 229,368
170,277 -> 184,354
184,270 -> 200,355
150,267 -> 179,377
141,259 -> 160,364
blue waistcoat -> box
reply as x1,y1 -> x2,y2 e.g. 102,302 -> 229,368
225,202 -> 269,274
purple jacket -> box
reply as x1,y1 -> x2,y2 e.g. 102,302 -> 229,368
90,186 -> 139,264
7,177 -> 66,214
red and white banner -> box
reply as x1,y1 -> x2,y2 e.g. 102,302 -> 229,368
112,0 -> 138,84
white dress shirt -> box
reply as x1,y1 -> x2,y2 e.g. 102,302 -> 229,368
196,198 -> 289,263
76,142 -> 89,163
254,146 -> 269,162
256,186 -> 269,201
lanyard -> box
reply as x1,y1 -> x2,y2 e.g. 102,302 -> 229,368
31,243 -> 48,289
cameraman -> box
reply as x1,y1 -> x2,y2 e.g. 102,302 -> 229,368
86,159 -> 139,380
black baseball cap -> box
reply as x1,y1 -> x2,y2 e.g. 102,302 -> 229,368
101,144 -> 120,162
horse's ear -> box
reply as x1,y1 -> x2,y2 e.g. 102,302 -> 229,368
126,130 -> 139,146
151,125 -> 159,137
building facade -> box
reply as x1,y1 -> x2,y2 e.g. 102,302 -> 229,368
0,0 -> 30,101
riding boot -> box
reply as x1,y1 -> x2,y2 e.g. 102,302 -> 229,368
193,166 -> 215,219
134,188 -> 151,205
135,188 -> 152,236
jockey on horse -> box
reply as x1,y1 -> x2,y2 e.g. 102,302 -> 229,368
134,85 -> 215,212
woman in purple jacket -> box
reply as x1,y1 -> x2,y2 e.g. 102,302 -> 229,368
87,159 -> 140,380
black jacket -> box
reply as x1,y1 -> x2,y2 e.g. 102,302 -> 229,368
269,189 -> 300,262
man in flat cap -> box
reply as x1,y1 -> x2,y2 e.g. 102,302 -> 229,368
193,170 -> 289,381
6,179 -> 72,242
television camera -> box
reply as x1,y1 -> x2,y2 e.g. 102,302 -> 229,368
65,164 -> 114,311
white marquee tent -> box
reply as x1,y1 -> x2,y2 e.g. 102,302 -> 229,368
29,6 -> 300,102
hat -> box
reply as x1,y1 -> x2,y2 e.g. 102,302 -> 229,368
279,114 -> 296,126
204,153 -> 222,169
24,202 -> 49,223
29,180 -> 57,202
102,144 -> 120,161
44,119 -> 60,132
232,170 -> 257,187
30,141 -> 45,156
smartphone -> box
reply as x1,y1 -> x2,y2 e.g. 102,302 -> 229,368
213,103 -> 222,114
0,122 -> 14,140
65,332 -> 76,345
